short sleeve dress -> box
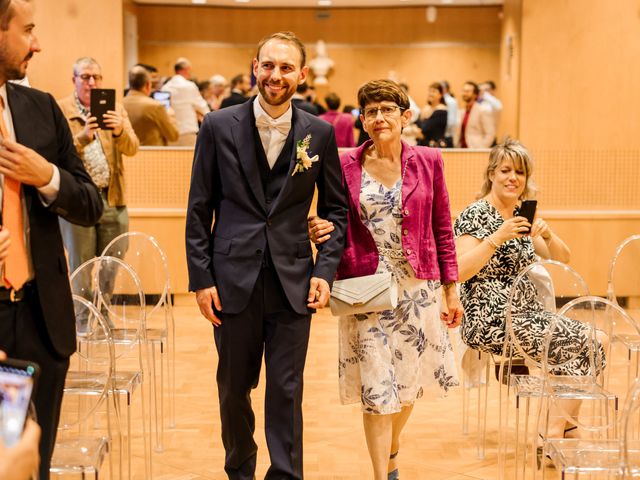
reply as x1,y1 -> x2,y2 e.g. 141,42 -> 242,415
338,169 -> 459,415
453,199 -> 604,375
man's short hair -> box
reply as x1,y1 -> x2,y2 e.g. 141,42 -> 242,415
230,74 -> 246,89
135,63 -> 158,74
256,31 -> 306,68
484,80 -> 496,90
324,92 -> 341,111
174,57 -> 191,73
296,82 -> 309,95
210,74 -> 226,86
73,56 -> 100,76
0,0 -> 28,31
129,66 -> 150,91
464,81 -> 480,96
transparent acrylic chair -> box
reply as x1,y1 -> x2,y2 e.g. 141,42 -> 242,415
70,255 -> 153,479
607,234 -> 640,390
51,295 -> 117,479
536,296 -> 622,479
102,231 -> 176,452
497,260 -> 589,480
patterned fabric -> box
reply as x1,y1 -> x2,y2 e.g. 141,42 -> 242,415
453,199 -> 604,375
338,169 -> 459,415
75,94 -> 110,188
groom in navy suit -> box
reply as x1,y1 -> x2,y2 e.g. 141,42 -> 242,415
186,32 -> 347,479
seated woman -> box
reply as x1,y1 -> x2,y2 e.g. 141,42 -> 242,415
309,79 -> 462,480
453,138 -> 607,439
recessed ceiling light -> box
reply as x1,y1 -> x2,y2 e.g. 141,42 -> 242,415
318,0 -> 332,6
235,0 -> 250,3
440,0 -> 454,4
192,0 -> 206,4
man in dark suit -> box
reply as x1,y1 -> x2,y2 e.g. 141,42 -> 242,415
186,31 -> 347,480
219,73 -> 251,109
0,1 -> 103,478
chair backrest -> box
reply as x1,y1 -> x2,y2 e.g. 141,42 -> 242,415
58,295 -> 115,432
101,231 -> 171,325
620,378 -> 640,477
69,255 -> 146,359
608,234 -> 640,309
505,259 -> 589,368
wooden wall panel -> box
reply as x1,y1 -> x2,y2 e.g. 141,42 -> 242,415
134,5 -> 502,108
30,0 -> 124,100
518,0 -> 640,149
497,0 -> 522,140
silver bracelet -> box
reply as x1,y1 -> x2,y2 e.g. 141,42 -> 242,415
485,236 -> 500,249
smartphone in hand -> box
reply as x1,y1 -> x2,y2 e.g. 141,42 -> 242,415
514,200 -> 537,233
90,88 -> 116,130
0,358 -> 40,447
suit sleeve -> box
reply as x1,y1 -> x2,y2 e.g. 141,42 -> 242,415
185,114 -> 218,291
430,150 -> 458,283
47,94 -> 103,226
153,104 -> 179,143
312,127 -> 348,286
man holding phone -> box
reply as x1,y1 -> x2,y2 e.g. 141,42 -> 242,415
0,2 -> 104,478
57,57 -> 139,280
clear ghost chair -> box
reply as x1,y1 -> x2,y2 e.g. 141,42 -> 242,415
70,255 -> 153,479
537,296 -> 623,479
619,377 -> 640,478
101,231 -> 177,452
50,295 -> 117,479
497,259 -> 589,480
607,234 -> 640,390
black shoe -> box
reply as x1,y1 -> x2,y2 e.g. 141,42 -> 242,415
495,359 -> 529,384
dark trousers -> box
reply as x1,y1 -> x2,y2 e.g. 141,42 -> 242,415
214,266 -> 311,480
0,283 -> 69,480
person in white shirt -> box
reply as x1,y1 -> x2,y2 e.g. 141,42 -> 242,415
479,80 -> 503,139
161,57 -> 209,146
441,80 -> 458,147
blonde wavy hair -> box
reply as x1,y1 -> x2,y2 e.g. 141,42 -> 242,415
478,137 -> 537,200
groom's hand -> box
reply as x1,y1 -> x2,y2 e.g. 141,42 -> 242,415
196,286 -> 222,326
307,277 -> 330,309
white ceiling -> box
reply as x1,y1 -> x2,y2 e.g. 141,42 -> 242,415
134,0 -> 502,7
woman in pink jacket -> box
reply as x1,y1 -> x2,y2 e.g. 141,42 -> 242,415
309,80 -> 462,480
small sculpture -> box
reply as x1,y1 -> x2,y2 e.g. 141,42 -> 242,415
309,40 -> 334,85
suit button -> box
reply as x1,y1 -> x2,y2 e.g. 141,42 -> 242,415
267,219 -> 272,226
266,197 -> 272,204
256,249 -> 263,256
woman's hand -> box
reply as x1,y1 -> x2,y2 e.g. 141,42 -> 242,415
441,283 -> 463,328
529,217 -> 552,240
490,216 -> 531,246
307,216 -> 334,245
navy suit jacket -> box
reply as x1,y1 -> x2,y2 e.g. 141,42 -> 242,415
6,82 -> 103,357
186,99 -> 347,315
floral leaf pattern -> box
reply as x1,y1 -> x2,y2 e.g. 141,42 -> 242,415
338,169 -> 459,415
453,199 -> 606,376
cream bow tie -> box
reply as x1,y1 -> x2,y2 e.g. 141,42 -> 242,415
256,115 -> 291,135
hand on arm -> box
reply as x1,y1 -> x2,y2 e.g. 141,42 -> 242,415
195,287 -> 222,326
307,215 -> 334,244
307,277 -> 330,309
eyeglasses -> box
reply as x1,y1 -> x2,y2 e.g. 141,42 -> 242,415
363,105 -> 403,120
76,73 -> 103,83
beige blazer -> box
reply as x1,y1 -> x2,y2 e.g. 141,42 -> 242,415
123,90 -> 179,146
458,101 -> 495,148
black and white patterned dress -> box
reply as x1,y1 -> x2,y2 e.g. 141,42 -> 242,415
338,169 -> 459,415
453,199 -> 603,375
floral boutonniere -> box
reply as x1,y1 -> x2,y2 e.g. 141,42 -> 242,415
292,134 -> 319,176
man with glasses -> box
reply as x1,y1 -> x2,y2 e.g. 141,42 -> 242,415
57,57 -> 139,280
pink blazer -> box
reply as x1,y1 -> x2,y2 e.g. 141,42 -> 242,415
336,140 -> 458,283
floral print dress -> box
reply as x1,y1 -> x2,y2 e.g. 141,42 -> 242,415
338,169 -> 459,415
454,199 -> 604,375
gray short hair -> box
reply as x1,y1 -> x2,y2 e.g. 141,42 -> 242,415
73,57 -> 101,76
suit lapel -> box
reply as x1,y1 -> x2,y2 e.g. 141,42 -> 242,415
6,83 -> 33,211
269,105 -> 311,214
231,101 -> 266,210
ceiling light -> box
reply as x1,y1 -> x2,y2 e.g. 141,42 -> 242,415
440,0 -> 454,4
191,0 -> 206,4
235,0 -> 250,3
318,0 -> 332,6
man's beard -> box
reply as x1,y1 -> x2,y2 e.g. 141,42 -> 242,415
0,45 -> 30,81
257,80 -> 296,107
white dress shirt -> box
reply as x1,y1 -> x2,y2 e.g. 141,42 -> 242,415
161,75 -> 209,135
253,96 -> 292,169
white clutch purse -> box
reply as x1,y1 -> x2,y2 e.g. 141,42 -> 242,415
329,272 -> 398,316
